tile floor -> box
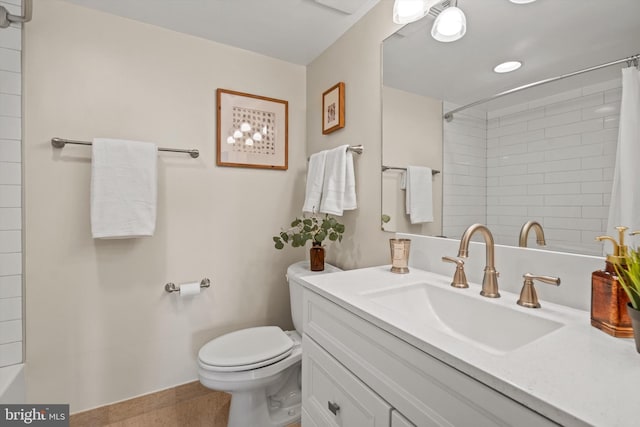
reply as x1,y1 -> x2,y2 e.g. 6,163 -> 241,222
70,382 -> 229,426
69,381 -> 303,426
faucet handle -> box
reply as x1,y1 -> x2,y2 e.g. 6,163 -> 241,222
442,256 -> 463,265
517,273 -> 561,308
442,256 -> 469,288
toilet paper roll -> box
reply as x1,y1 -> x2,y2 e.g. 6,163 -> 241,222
180,282 -> 201,296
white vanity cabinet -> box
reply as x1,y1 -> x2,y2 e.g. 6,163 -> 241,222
302,336 -> 392,426
301,289 -> 560,427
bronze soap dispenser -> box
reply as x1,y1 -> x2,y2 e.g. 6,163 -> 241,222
591,226 -> 632,337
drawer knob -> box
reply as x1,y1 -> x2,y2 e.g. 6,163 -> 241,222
328,401 -> 340,415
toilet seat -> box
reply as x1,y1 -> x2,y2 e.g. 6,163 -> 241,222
198,326 -> 294,372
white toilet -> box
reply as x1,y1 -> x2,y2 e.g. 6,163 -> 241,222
198,261 -> 341,427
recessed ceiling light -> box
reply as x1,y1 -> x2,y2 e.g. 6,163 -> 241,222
509,0 -> 537,4
494,61 -> 522,73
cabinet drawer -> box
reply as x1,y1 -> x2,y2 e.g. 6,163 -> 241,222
302,334 -> 392,427
303,290 -> 559,427
392,411 -> 416,427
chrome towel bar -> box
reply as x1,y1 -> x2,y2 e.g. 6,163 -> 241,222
0,0 -> 32,29
348,145 -> 364,155
382,165 -> 440,175
307,144 -> 363,161
51,137 -> 200,158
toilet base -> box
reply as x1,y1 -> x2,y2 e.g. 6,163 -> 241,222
227,365 -> 301,427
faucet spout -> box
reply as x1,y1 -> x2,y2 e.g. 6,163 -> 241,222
519,221 -> 546,247
457,224 -> 500,298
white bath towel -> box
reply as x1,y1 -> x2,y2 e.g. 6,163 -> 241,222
91,138 -> 158,239
405,166 -> 433,224
302,150 -> 327,213
320,145 -> 357,216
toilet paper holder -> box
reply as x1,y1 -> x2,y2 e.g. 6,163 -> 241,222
165,278 -> 211,293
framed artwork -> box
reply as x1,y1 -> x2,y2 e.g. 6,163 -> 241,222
217,88 -> 288,170
322,82 -> 345,134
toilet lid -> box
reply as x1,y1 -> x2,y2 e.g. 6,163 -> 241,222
198,326 -> 294,370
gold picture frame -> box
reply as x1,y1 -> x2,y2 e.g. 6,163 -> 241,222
322,82 -> 345,135
217,88 -> 288,170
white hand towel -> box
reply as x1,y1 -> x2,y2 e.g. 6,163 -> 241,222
405,166 -> 433,224
302,150 -> 327,213
343,148 -> 357,211
320,145 -> 357,216
91,138 -> 158,239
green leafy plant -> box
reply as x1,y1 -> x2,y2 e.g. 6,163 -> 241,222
273,214 -> 345,250
615,248 -> 640,310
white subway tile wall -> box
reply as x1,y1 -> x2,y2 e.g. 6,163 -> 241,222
443,79 -> 620,255
0,0 -> 22,368
442,102 -> 488,239
487,79 -> 620,254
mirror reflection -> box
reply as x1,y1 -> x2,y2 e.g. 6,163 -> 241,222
381,0 -> 640,255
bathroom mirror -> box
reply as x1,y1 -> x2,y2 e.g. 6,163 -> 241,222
381,0 -> 640,256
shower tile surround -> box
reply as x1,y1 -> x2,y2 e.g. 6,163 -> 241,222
443,79 -> 621,255
442,104 -> 487,240
0,0 -> 23,369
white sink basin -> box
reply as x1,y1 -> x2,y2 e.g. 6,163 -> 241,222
363,283 -> 563,354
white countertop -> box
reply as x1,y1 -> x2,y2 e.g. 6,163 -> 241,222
301,265 -> 640,427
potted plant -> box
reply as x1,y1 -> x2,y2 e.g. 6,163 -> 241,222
273,214 -> 345,271
615,247 -> 640,353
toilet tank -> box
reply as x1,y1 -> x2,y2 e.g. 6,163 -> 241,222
287,261 -> 342,335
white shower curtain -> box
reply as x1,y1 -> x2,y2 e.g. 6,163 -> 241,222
607,66 -> 640,238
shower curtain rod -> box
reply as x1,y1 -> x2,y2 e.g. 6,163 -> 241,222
443,53 -> 640,122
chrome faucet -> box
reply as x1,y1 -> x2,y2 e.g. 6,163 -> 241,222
519,220 -> 546,247
457,224 -> 500,298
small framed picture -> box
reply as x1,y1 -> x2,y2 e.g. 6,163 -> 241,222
217,88 -> 288,170
322,82 -> 345,135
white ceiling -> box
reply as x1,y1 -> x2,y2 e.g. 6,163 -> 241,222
61,0 -> 640,109
383,0 -> 640,110
64,0 -> 381,65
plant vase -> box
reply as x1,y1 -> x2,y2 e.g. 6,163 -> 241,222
273,214 -> 344,272
310,244 -> 325,272
626,303 -> 640,353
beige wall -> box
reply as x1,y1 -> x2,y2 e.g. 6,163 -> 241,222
306,0 -> 400,269
24,0 -> 306,412
382,86 -> 443,235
